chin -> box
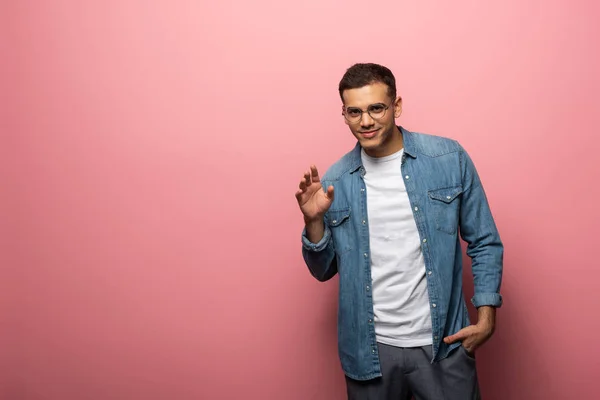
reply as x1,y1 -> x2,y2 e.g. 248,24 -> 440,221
359,136 -> 383,148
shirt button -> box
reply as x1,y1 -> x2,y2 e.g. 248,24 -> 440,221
368,319 -> 372,323
405,175 -> 409,179
361,188 -> 365,192
446,196 -> 451,200
332,220 -> 337,224
428,271 -> 432,275
366,286 -> 370,291
422,238 -> 427,243
434,336 -> 439,340
372,349 -> 376,354
364,253 -> 368,258
414,207 -> 419,211
432,303 -> 437,308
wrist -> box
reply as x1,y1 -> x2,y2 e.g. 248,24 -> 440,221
476,320 -> 494,334
304,215 -> 324,225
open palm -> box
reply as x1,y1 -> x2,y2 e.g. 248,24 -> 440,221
295,165 -> 334,221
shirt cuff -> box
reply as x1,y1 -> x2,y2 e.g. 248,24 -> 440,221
301,226 -> 331,252
471,293 -> 503,308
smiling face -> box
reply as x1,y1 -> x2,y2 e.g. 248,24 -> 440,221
341,81 -> 403,158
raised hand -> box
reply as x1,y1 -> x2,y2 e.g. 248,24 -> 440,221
295,165 -> 334,223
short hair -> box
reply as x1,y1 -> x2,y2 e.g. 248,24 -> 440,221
338,63 -> 397,102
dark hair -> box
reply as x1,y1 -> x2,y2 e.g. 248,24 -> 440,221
338,63 -> 397,102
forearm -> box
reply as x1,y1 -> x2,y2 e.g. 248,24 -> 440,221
469,239 -> 504,307
458,145 -> 504,308
304,217 -> 325,244
476,306 -> 496,333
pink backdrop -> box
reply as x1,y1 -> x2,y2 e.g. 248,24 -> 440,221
2,1 -> 599,399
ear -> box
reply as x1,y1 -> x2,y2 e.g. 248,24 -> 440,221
341,106 -> 350,125
394,96 -> 403,118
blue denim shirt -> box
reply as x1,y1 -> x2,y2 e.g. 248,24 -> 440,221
301,127 -> 503,381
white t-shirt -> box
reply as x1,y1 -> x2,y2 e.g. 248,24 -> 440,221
361,148 -> 433,347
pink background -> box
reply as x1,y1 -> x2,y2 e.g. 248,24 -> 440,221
2,1 -> 599,399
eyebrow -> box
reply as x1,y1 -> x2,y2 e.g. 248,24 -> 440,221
345,102 -> 387,109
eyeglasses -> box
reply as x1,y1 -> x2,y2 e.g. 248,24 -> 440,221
342,100 -> 394,123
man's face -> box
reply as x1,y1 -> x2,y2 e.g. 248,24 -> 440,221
341,82 -> 402,157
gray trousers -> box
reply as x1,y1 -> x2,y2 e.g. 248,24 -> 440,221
345,342 -> 481,400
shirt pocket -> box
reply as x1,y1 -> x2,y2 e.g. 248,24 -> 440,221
326,207 -> 352,254
427,186 -> 463,235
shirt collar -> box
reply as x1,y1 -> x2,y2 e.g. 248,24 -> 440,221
348,126 -> 417,174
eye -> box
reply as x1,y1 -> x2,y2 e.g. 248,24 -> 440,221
346,108 -> 362,117
369,104 -> 385,113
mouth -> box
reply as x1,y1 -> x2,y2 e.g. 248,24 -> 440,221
359,128 -> 380,139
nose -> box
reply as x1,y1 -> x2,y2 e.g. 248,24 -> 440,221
360,112 -> 374,128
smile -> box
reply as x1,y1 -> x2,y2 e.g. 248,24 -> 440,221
359,129 -> 379,139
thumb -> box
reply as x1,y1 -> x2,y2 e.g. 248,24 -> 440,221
326,185 -> 334,201
444,328 -> 468,344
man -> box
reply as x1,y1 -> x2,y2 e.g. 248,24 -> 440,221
295,63 -> 503,400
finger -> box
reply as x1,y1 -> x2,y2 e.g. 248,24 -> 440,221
326,185 -> 334,201
295,191 -> 310,208
304,170 -> 311,186
298,177 -> 307,191
463,339 -> 478,353
310,165 -> 321,182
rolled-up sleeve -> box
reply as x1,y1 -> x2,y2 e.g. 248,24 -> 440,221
458,144 -> 504,308
301,223 -> 337,282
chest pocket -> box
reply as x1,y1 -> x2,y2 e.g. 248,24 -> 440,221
428,186 -> 462,235
326,207 -> 352,254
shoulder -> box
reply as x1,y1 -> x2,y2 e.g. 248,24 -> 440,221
405,129 -> 463,157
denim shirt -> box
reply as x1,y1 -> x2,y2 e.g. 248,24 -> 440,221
301,127 -> 503,381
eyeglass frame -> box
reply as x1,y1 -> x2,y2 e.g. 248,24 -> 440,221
341,99 -> 397,123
